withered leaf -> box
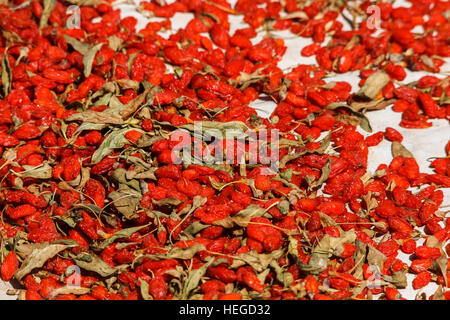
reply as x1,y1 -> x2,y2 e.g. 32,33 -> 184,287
367,245 -> 387,271
91,128 -> 140,164
110,84 -> 161,120
66,110 -> 124,125
15,242 -> 78,280
1,49 -> 11,97
229,250 -> 283,272
152,198 -> 182,207
308,159 -> 331,189
350,98 -> 395,112
39,0 -> 56,30
108,184 -> 142,220
111,168 -> 141,191
356,70 -> 390,100
19,162 -> 52,179
327,103 -> 372,132
63,35 -> 91,57
432,285 -> 445,300
352,240 -> 367,280
213,204 -> 268,228
181,257 -> 214,299
134,244 -> 206,266
305,230 -> 357,274
183,222 -> 209,237
280,11 -> 308,20
83,43 -> 103,78
139,278 -> 152,300
94,224 -> 150,250
391,141 -> 414,159
383,270 -> 407,289
73,252 -> 117,277
48,286 -> 91,299
65,0 -> 105,5
107,35 -> 123,52
269,260 -> 293,287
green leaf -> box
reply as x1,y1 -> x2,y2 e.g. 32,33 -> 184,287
183,221 -> 209,236
91,128 -> 138,164
63,35 -> 91,55
181,257 -> 214,299
95,224 -> 150,251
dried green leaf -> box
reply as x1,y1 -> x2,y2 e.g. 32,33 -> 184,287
66,110 -> 124,125
15,242 -> 77,280
73,252 -> 117,277
183,221 -> 209,236
111,168 -> 141,191
108,184 -> 142,220
152,198 -> 182,207
229,250 -> 283,272
63,35 -> 91,55
308,159 -> 331,189
95,224 -> 150,251
91,128 -> 139,164
135,244 -> 206,266
181,257 -> 214,299
213,204 -> 268,228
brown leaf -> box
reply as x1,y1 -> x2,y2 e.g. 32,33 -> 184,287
108,184 -> 142,219
15,241 -> 78,280
356,70 -> 390,100
73,252 -> 118,277
391,141 -> 414,159
66,110 -> 124,125
39,0 -> 56,30
1,48 -> 11,97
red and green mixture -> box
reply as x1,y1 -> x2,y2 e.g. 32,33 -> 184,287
0,0 -> 449,300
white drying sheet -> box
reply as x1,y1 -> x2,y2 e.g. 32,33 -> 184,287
1,0 -> 449,300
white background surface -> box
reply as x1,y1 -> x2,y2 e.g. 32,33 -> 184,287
0,0 -> 448,300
